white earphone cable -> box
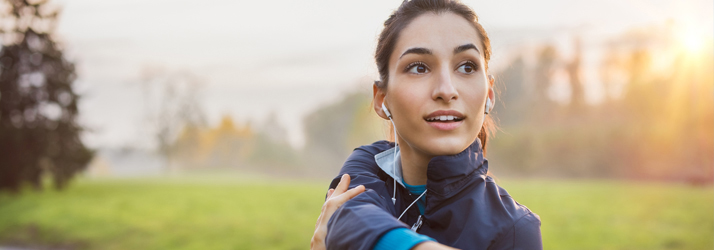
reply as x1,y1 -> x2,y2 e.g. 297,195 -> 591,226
390,117 -> 397,205
382,101 -> 427,226
385,104 -> 427,223
397,189 -> 427,221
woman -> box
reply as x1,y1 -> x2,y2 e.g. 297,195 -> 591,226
311,1 -> 542,249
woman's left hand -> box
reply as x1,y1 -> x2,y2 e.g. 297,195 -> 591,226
311,174 -> 365,250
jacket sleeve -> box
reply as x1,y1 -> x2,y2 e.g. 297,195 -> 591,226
326,189 -> 409,250
488,212 -> 543,250
324,142 -> 411,250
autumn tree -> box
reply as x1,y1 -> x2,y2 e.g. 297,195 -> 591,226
139,67 -> 205,172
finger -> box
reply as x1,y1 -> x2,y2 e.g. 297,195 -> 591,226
338,185 -> 365,201
321,185 -> 366,223
330,185 -> 365,209
332,174 -> 351,196
326,188 -> 335,199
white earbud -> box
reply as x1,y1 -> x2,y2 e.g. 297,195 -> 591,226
485,97 -> 492,114
381,102 -> 392,119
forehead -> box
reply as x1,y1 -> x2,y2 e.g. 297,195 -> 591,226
392,12 -> 483,60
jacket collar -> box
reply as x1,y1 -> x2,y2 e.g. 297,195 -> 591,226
426,139 -> 488,198
374,139 -> 488,197
374,146 -> 406,188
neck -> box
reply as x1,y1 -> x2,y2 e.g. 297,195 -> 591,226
397,137 -> 432,186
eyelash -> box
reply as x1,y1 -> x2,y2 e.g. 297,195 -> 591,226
404,61 -> 428,73
458,61 -> 479,73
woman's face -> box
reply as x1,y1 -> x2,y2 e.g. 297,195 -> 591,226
376,12 -> 494,157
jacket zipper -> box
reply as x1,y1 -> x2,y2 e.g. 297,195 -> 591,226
411,215 -> 423,232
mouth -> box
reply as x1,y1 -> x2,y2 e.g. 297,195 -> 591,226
424,110 -> 465,122
425,115 -> 465,122
424,110 -> 465,131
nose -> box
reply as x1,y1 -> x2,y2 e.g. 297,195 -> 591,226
432,69 -> 458,102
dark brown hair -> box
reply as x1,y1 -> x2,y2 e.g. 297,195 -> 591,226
374,0 -> 495,154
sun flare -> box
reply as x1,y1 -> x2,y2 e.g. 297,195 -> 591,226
679,27 -> 707,54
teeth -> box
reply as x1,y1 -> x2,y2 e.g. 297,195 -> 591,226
427,115 -> 460,121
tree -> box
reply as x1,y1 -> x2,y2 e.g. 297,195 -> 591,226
303,91 -> 383,170
0,0 -> 92,191
139,68 -> 206,172
533,45 -> 558,105
566,37 -> 586,111
494,55 -> 528,126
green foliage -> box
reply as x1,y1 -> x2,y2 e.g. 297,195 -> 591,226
0,178 -> 711,250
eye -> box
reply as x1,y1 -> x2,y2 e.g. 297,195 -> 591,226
405,62 -> 429,74
456,61 -> 478,74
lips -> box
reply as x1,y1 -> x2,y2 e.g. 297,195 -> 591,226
425,115 -> 463,122
424,110 -> 465,131
424,110 -> 465,122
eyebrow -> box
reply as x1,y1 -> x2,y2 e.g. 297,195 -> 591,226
454,43 -> 480,55
399,44 -> 481,59
399,47 -> 432,59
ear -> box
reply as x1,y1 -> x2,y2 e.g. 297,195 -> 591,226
487,75 -> 496,107
373,82 -> 390,120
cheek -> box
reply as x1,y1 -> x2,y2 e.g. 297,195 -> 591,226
391,91 -> 423,123
388,80 -> 426,114
466,91 -> 487,109
460,84 -> 488,125
461,80 -> 488,105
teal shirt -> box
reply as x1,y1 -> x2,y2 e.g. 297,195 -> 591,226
403,180 -> 427,214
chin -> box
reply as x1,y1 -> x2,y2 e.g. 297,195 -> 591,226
419,137 -> 473,156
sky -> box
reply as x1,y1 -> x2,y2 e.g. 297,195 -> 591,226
49,0 -> 713,149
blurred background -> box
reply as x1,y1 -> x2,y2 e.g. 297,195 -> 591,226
0,0 -> 712,249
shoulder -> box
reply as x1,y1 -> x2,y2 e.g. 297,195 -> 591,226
484,179 -> 542,248
331,141 -> 393,188
353,140 -> 393,156
484,178 -> 538,223
339,140 -> 392,173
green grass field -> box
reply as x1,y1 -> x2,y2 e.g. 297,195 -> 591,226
0,177 -> 711,250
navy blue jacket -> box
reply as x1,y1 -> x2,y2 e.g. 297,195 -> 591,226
325,140 -> 542,250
